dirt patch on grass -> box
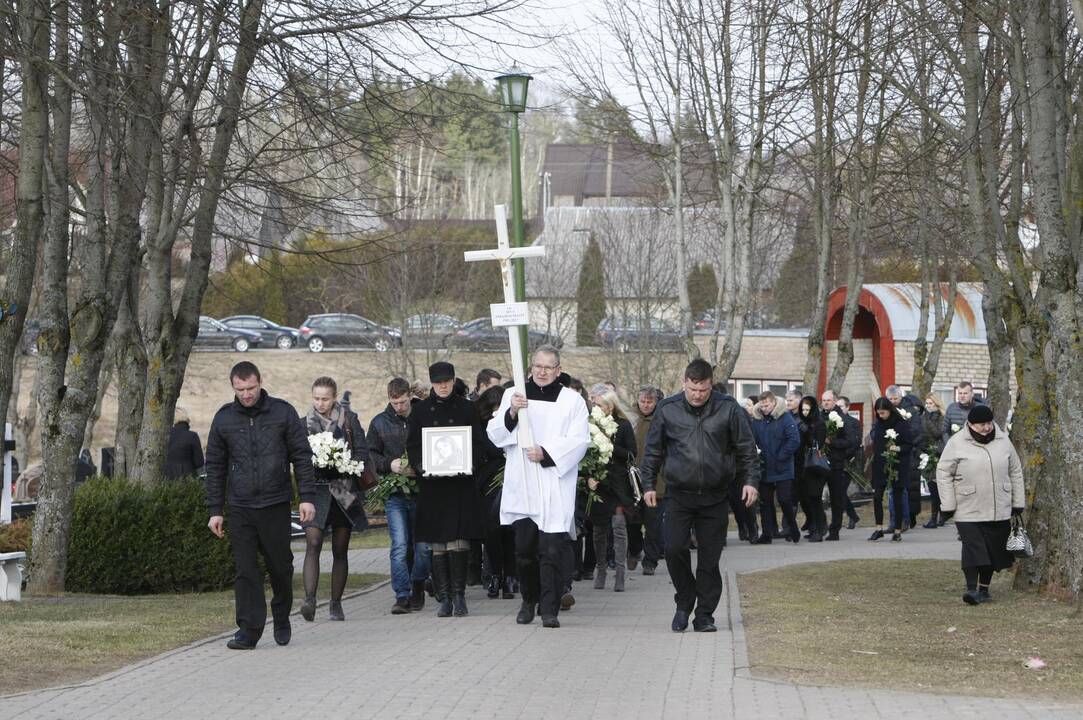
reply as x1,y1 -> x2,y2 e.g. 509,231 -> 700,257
0,572 -> 386,695
737,559 -> 1083,702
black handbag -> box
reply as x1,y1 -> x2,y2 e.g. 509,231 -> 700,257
804,442 -> 831,475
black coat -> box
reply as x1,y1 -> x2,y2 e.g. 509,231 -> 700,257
475,434 -> 507,530
367,403 -> 411,477
822,409 -> 856,470
165,422 -> 204,480
795,411 -> 828,480
204,390 -> 315,516
640,390 -> 759,501
406,391 -> 486,543
589,416 -> 638,521
870,413 -> 916,491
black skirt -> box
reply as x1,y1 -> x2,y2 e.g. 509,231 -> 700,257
303,482 -> 368,532
957,520 -> 1015,571
414,475 -> 485,543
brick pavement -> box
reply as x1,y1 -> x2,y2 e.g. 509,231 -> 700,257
3,526 -> 1079,719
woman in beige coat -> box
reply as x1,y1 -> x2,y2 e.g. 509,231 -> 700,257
936,405 -> 1025,605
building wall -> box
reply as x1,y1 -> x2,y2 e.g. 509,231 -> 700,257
893,339 -> 1016,402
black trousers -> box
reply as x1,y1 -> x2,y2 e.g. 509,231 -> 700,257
229,503 -> 294,640
664,495 -> 728,620
642,502 -> 664,565
759,480 -> 798,539
627,520 -> 644,558
514,518 -> 572,619
485,525 -> 517,579
728,476 -> 757,537
827,467 -> 850,532
804,471 -> 828,535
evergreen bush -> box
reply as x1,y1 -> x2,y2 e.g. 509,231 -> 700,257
66,476 -> 235,594
0,517 -> 31,553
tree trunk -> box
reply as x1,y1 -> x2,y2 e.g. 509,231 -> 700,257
30,0 -> 161,592
82,356 -> 113,453
911,275 -> 957,400
1013,0 -> 1083,598
0,0 -> 48,435
133,0 -> 266,484
801,1 -> 840,394
824,244 -> 864,395
112,265 -> 147,478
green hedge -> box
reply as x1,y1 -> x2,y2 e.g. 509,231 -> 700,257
66,476 -> 235,594
0,517 -> 31,553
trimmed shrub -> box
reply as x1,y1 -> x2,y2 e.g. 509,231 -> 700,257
66,476 -> 235,594
0,517 -> 31,553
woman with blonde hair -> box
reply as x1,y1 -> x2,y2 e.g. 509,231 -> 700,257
586,385 -> 638,592
301,376 -> 370,621
921,394 -> 949,528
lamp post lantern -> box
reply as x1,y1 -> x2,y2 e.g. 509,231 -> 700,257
496,70 -> 532,368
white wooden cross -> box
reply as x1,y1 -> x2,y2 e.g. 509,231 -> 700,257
464,205 -> 546,509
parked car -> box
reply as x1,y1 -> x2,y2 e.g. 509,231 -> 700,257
444,317 -> 564,352
220,315 -> 300,349
299,313 -> 401,352
195,316 -> 262,352
694,309 -> 720,334
596,316 -> 685,352
400,313 -> 460,348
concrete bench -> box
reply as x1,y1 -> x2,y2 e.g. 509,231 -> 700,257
0,551 -> 26,601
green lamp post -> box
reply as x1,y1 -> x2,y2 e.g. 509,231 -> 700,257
496,69 -> 532,368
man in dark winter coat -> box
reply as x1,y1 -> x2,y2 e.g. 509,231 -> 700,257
888,385 -> 926,527
205,361 -> 315,650
749,391 -> 801,545
369,377 -> 429,614
640,359 -> 759,633
165,407 -> 204,480
944,381 -> 986,443
820,390 -> 856,539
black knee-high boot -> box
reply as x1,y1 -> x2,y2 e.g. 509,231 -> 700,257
432,553 -> 453,617
450,551 -> 469,617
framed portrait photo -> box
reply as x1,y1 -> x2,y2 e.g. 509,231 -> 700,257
421,426 -> 473,477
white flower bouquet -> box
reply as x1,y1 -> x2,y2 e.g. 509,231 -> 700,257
826,410 -> 845,439
308,431 -> 365,477
882,428 -> 900,487
580,406 -> 619,511
897,407 -> 912,420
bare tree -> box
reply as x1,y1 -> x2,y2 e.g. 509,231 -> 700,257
824,2 -> 894,393
0,0 -> 45,443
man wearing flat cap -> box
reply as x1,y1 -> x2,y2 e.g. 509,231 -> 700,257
406,361 -> 486,617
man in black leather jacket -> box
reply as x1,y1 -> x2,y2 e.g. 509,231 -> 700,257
205,361 -> 316,650
640,359 -> 759,633
820,389 -> 856,540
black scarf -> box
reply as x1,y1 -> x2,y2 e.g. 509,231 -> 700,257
969,426 -> 996,444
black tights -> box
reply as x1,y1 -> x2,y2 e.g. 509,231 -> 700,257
303,526 -> 351,602
963,565 -> 994,591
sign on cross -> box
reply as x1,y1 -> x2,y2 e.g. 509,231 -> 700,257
464,205 -> 546,511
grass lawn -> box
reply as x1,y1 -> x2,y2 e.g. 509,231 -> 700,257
737,559 -> 1083,702
351,526 -> 390,549
289,526 -> 390,551
0,572 -> 386,696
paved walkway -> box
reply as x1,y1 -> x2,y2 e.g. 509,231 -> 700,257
4,527 -> 1080,719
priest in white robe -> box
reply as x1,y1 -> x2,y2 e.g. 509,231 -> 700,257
487,345 -> 589,628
